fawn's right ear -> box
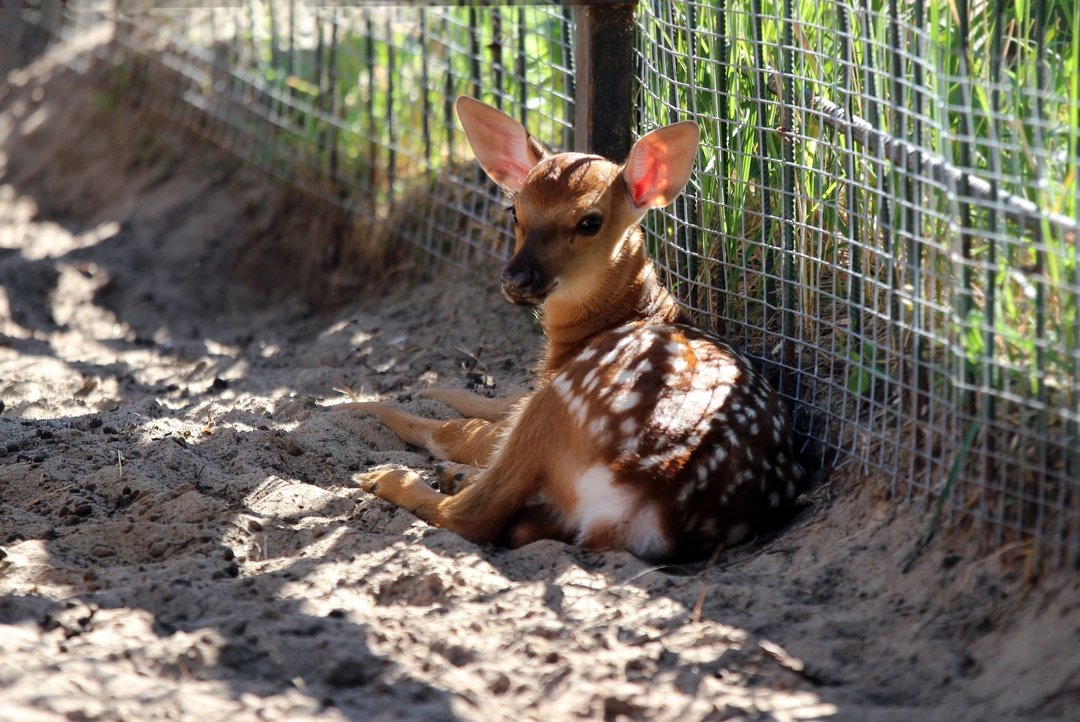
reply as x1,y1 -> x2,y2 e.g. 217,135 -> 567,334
456,96 -> 549,192
622,121 -> 700,211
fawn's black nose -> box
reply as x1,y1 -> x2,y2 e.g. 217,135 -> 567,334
501,256 -> 550,305
502,266 -> 537,292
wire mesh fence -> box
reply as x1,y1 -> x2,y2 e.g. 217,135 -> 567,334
98,0 -> 575,285
31,0 -> 1080,567
637,0 -> 1080,567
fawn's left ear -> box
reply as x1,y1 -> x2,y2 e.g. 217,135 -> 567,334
456,96 -> 550,193
622,121 -> 700,211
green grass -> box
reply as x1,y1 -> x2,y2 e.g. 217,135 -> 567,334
164,3 -> 573,240
639,0 -> 1078,395
636,0 -> 1078,557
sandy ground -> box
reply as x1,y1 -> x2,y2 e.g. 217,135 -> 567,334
3,25 -> 1080,722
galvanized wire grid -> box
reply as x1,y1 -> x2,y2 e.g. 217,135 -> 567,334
39,0 -> 1080,566
637,1 -> 1080,566
103,1 -> 574,278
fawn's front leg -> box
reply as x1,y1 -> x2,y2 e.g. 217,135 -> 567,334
360,389 -> 577,545
337,401 -> 507,467
359,468 -> 445,519
361,465 -> 571,547
359,454 -> 542,545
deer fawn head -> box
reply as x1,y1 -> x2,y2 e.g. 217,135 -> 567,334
455,96 -> 698,312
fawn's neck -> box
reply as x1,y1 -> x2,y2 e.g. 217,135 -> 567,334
539,228 -> 686,377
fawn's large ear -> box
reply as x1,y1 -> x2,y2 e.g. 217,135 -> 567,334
622,121 -> 700,210
456,96 -> 549,192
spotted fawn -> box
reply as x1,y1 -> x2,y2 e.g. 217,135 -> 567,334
341,96 -> 806,561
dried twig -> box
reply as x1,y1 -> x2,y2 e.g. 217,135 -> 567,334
691,542 -> 725,624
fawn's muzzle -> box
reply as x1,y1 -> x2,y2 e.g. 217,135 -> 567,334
501,257 -> 553,306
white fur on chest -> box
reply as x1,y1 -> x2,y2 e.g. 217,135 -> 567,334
568,464 -> 671,559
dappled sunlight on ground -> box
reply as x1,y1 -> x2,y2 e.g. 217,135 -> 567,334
2,20 -> 1079,722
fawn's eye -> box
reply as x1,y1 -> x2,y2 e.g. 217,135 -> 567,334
576,214 -> 603,236
505,205 -> 519,226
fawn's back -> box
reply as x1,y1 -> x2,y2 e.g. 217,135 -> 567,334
350,97 -> 805,561
540,321 -> 802,559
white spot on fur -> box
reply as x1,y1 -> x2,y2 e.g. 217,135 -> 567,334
726,522 -> 750,545
770,492 -> 780,507
717,364 -> 741,386
677,483 -> 695,505
599,347 -> 621,366
612,391 -> 641,412
552,373 -> 573,401
709,446 -> 727,469
619,417 -> 638,436
577,347 -> 598,362
573,401 -> 589,428
668,444 -> 690,461
599,334 -> 639,366
588,415 -> 610,443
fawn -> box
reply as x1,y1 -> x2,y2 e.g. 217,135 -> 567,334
342,96 -> 806,561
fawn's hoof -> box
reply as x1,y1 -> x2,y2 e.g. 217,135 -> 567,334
358,468 -> 426,506
434,462 -> 476,495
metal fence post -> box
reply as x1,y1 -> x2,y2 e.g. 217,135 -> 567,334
573,1 -> 637,161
